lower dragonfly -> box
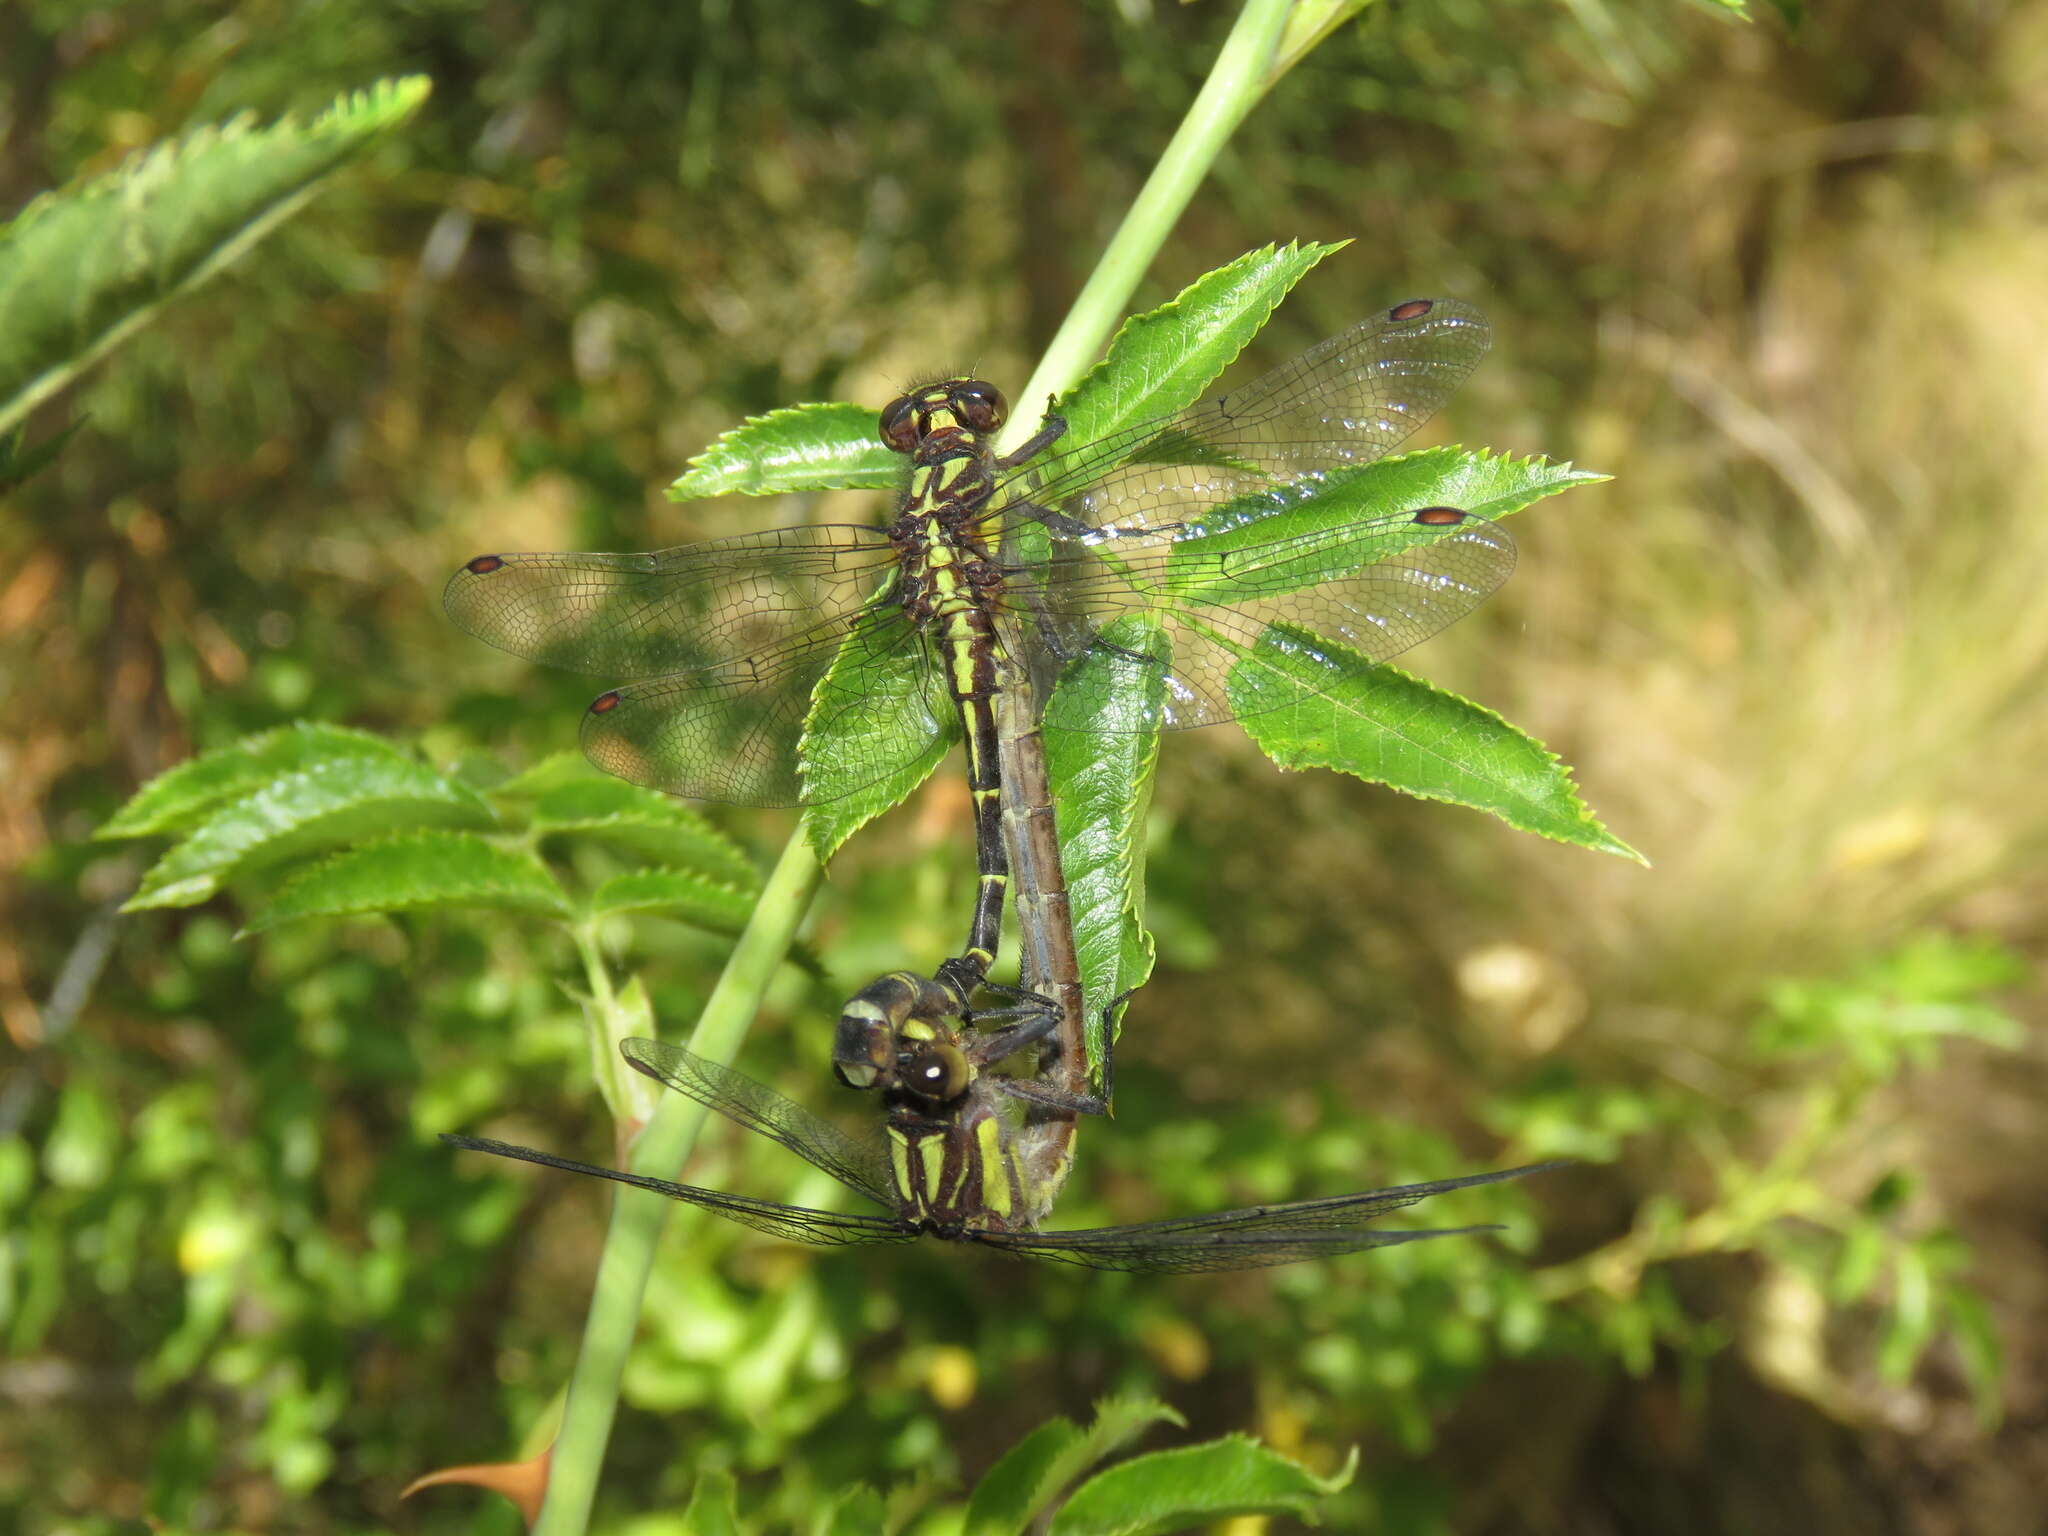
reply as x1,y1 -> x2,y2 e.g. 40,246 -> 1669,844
443,1032 -> 1559,1273
823,654 -> 1109,1237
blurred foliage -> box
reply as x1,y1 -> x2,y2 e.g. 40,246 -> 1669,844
7,0 -> 2048,1532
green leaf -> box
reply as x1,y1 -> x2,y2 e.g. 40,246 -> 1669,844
1048,1437 -> 1355,1536
124,756 -> 496,911
528,777 -> 759,888
97,723 -> 409,841
0,77 -> 431,436
966,1420 -> 1085,1536
1232,631 -> 1639,860
1164,447 -> 1605,582
668,401 -> 900,500
1043,242 -> 1340,472
1044,617 -> 1164,1073
1943,1286 -> 2004,1424
244,831 -> 568,931
486,750 -> 605,799
588,870 -> 754,934
967,1398 -> 1184,1536
800,613 -> 954,863
0,418 -> 83,491
817,1485 -> 889,1536
679,1467 -> 744,1536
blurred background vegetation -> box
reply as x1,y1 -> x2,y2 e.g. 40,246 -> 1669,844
6,0 -> 2047,1529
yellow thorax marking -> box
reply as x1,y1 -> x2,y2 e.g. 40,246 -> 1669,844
888,1128 -> 914,1205
976,1117 -> 1011,1220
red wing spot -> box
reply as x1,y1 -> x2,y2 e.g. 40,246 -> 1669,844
1387,299 -> 1434,322
588,690 -> 624,715
464,554 -> 506,574
1412,506 -> 1467,526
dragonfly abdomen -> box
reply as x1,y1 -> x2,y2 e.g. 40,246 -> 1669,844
897,520 -> 1012,1004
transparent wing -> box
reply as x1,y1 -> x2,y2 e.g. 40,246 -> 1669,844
445,525 -> 947,806
979,1224 -> 1498,1273
441,1134 -> 916,1248
972,1162 -> 1556,1274
579,599 -> 949,806
1014,505 -> 1515,732
619,1038 -> 903,1212
444,525 -> 897,677
1004,299 -> 1490,544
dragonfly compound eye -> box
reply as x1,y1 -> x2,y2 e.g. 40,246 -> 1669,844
879,395 -> 920,453
901,1043 -> 971,1105
954,381 -> 1007,433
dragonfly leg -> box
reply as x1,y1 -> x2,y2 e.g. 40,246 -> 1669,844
991,1074 -> 1109,1118
965,977 -> 1058,1015
992,408 -> 1068,471
963,1007 -> 1063,1068
1001,494 -> 1098,543
1085,634 -> 1163,670
1093,989 -> 1140,1116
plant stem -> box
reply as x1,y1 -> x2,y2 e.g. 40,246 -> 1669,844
534,1 -> 1304,1525
1002,0 -> 1294,443
534,832 -> 822,1536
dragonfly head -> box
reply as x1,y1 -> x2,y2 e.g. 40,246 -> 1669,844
833,1012 -> 973,1108
834,972 -> 968,1095
879,379 -> 1008,454
832,975 -> 973,1107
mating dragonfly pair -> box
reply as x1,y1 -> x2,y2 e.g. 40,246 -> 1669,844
442,294 -> 1558,1271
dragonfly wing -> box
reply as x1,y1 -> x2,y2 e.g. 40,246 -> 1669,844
441,1134 -> 916,1247
977,1224 -> 1500,1274
971,1161 -> 1559,1273
618,1038 -> 904,1212
1008,299 -> 1490,543
581,600 -> 949,806
1030,507 -> 1516,734
444,525 -> 896,677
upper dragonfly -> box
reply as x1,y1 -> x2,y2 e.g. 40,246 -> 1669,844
445,298 -> 1513,1001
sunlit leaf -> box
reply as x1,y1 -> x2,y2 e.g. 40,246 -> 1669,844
1036,241 -> 1340,470
1232,630 -> 1640,861
125,756 -> 496,911
800,611 -> 953,862
588,870 -> 754,934
967,1397 -> 1184,1536
96,722 -> 409,841
528,777 -> 759,887
1048,1436 -> 1355,1536
0,77 -> 431,435
668,401 -> 899,500
1044,617 -> 1164,1072
1162,447 -> 1602,589
244,830 -> 568,930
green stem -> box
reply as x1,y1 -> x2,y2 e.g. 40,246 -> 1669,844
1002,0 -> 1295,441
534,833 -> 822,1536
532,1 -> 1306,1525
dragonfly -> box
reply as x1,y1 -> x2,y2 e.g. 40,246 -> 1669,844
444,297 -> 1513,1008
830,628 -> 1103,1134
443,1033 -> 1559,1273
